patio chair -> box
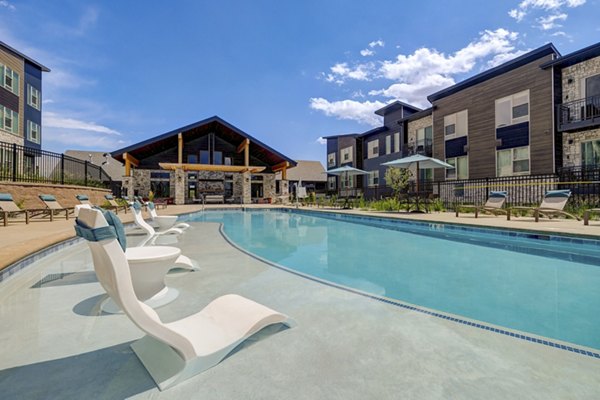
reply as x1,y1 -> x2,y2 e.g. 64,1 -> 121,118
38,194 -> 74,220
147,201 -> 190,231
456,191 -> 508,218
76,194 -> 92,205
0,193 -> 48,226
104,194 -> 127,213
507,189 -> 580,222
75,207 -> 295,390
131,201 -> 184,237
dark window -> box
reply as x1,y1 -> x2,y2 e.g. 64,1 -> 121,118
150,172 -> 170,180
445,124 -> 456,136
586,74 -> 600,98
224,157 -> 232,166
251,175 -> 263,181
187,173 -> 197,180
213,151 -> 223,165
512,103 -> 529,119
150,181 -> 170,197
187,154 -> 198,164
200,150 -> 210,164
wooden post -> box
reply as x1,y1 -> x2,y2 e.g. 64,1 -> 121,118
282,166 -> 287,180
244,144 -> 249,167
125,158 -> 131,177
178,133 -> 183,164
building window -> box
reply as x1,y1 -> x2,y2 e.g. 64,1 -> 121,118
224,156 -> 232,165
394,132 -> 400,153
385,136 -> 391,155
0,64 -> 19,95
417,126 -> 433,148
340,174 -> 354,189
0,106 -> 19,135
367,140 -> 379,159
199,150 -> 210,164
497,146 -> 530,176
27,84 -> 40,110
328,176 -> 336,190
419,168 -> 433,181
368,170 -> 379,187
581,140 -> 600,167
213,151 -> 223,165
495,90 -> 529,128
27,121 -> 40,143
340,146 -> 353,163
187,154 -> 198,164
444,110 -> 468,140
150,172 -> 171,198
446,156 -> 468,180
327,152 -> 336,167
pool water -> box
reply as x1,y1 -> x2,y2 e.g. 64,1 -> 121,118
183,209 -> 600,351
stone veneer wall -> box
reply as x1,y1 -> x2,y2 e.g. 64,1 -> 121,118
406,115 -> 433,178
561,56 -> 600,168
561,57 -> 600,103
0,181 -> 111,208
562,128 -> 600,168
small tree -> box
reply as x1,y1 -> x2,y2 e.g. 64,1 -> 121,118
384,167 -> 411,198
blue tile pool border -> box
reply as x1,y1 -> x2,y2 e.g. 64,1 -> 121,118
209,210 -> 600,360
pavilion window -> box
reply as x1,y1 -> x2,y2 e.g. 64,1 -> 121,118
199,150 -> 210,164
213,151 -> 223,165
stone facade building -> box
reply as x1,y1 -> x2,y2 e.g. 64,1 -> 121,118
111,116 -> 296,205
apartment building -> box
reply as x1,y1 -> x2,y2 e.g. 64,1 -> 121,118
542,42 -> 600,169
0,41 -> 50,149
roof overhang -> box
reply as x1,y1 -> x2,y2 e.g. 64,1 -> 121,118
0,41 -> 50,72
159,163 -> 266,173
111,116 -> 296,168
540,41 -> 600,69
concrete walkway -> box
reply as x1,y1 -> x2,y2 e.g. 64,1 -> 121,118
1,221 -> 599,399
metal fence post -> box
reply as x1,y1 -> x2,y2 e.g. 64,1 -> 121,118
11,143 -> 17,181
60,154 -> 65,185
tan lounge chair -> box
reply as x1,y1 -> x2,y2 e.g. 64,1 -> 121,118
456,191 -> 508,218
104,194 -> 127,213
39,194 -> 74,220
0,193 -> 49,226
508,189 -> 580,222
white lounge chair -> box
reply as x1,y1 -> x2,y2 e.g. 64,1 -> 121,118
76,207 -> 295,390
147,201 -> 190,231
76,208 -> 196,313
131,201 -> 183,237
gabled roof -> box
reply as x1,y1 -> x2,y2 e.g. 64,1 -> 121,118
65,150 -> 124,181
427,43 -> 560,103
0,41 -> 50,72
398,107 -> 433,124
284,160 -> 327,182
111,116 -> 296,167
540,41 -> 600,69
374,100 -> 421,116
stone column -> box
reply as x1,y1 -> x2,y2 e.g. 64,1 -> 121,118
280,180 -> 289,204
242,172 -> 251,204
122,176 -> 134,198
174,168 -> 185,205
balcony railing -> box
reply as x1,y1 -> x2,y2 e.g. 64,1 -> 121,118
401,139 -> 433,157
557,95 -> 600,132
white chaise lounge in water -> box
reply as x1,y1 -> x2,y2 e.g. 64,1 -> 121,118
146,201 -> 190,231
76,208 -> 196,313
131,201 -> 183,236
76,207 -> 295,391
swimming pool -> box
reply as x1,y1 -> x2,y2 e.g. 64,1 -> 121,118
182,209 -> 600,352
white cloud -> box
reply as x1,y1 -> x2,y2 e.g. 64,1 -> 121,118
537,13 -> 567,30
43,111 -> 121,135
309,98 -> 385,127
509,0 -> 585,27
312,28 -> 527,123
325,62 -> 374,84
315,137 -> 327,145
369,40 -> 385,48
0,1 -> 15,10
360,48 -> 374,57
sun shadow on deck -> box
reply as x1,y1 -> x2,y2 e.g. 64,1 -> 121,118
30,271 -> 97,289
0,342 -> 156,399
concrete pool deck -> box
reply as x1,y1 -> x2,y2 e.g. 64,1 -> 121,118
1,220 -> 600,399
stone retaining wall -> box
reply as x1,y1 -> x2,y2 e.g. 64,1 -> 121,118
0,181 -> 112,209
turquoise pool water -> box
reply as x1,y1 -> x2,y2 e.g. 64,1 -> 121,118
183,209 -> 600,351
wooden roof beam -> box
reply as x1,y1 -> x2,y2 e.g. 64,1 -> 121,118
123,152 -> 139,167
236,138 -> 250,153
271,161 -> 289,172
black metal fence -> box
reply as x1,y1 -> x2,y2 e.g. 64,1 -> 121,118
0,141 -> 113,189
360,165 -> 600,209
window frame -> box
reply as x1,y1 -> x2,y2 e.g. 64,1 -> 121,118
367,140 -> 379,159
496,146 -> 530,177
495,90 -> 530,128
0,106 -> 19,135
27,84 -> 40,110
1,64 -> 19,95
327,152 -> 336,168
27,120 -> 40,144
444,110 -> 468,140
340,146 -> 353,163
368,170 -> 379,187
445,155 -> 468,180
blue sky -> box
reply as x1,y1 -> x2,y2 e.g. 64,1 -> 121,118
1,0 -> 599,163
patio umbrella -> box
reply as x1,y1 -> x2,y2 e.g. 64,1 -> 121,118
382,154 -> 454,193
327,165 -> 369,200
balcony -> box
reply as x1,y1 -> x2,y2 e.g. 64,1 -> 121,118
401,139 -> 433,157
557,95 -> 600,132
